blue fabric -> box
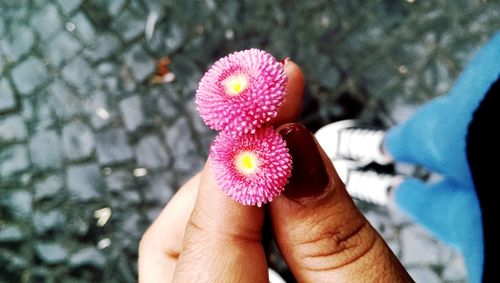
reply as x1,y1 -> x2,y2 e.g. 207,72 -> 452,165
385,31 -> 500,283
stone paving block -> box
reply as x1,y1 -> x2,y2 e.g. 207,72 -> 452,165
45,32 -> 82,66
105,169 -> 133,192
0,16 -> 5,35
32,209 -> 66,235
62,121 -> 95,161
61,57 -> 96,94
112,10 -> 145,42
442,254 -> 468,281
86,91 -> 113,129
400,225 -> 441,265
0,115 -> 28,143
49,81 -> 84,120
35,243 -> 69,264
95,128 -> 133,165
34,174 -> 64,201
119,95 -> 145,132
123,44 -> 155,82
145,173 -> 174,203
0,24 -> 35,61
0,190 -> 32,218
135,134 -> 169,169
31,4 -> 62,40
69,247 -> 106,268
407,267 -> 441,283
29,130 -> 63,170
0,225 -> 24,242
71,12 -> 96,43
0,145 -> 30,178
66,164 -> 102,201
163,118 -> 203,174
83,33 -> 122,62
11,57 -> 50,95
57,0 -> 81,15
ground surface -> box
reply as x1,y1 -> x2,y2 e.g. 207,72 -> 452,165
1,0 -> 500,282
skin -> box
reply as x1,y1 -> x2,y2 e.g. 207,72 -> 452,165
138,61 -> 413,283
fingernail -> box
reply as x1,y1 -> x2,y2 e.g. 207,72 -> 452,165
279,123 -> 330,202
279,57 -> 290,65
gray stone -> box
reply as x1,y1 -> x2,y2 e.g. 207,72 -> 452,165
31,4 -> 62,39
34,175 -> 64,200
86,91 -> 113,129
11,57 -> 50,95
29,130 -> 63,170
124,45 -> 155,82
84,33 -> 122,62
57,0 -> 81,15
32,210 -> 66,234
45,32 -> 81,66
145,173 -> 174,203
119,95 -> 145,132
95,128 -> 133,165
401,225 -> 441,264
0,115 -> 28,143
21,98 -> 34,121
0,225 -> 24,242
442,254 -> 467,281
72,12 -> 96,43
61,57 -> 96,94
69,247 -> 106,267
0,24 -> 35,61
164,118 -> 203,173
49,81 -> 84,119
34,92 -> 57,130
113,10 -> 144,42
135,135 -> 169,169
407,267 -> 441,283
66,164 -> 102,201
35,243 -> 69,264
156,95 -> 178,120
105,169 -> 133,192
0,145 -> 30,178
62,121 -> 95,160
0,190 -> 32,218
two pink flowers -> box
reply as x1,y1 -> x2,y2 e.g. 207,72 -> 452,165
195,49 -> 292,206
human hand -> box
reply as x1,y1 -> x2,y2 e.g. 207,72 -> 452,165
139,60 -> 413,282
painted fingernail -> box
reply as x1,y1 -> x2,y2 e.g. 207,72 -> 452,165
279,123 -> 330,202
279,57 -> 290,65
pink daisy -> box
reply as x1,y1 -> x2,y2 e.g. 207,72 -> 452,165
196,49 -> 287,136
210,127 -> 292,206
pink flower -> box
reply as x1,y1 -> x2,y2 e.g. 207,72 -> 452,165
210,127 -> 292,206
196,49 -> 287,136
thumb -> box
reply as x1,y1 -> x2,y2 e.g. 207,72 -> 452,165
173,160 -> 268,282
270,123 -> 413,282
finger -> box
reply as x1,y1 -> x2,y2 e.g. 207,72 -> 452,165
138,59 -> 305,283
270,123 -> 412,282
138,173 -> 201,283
269,59 -> 305,126
172,160 -> 268,282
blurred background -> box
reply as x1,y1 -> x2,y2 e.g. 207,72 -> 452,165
1,0 -> 499,282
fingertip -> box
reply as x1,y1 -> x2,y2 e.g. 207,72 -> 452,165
270,59 -> 305,126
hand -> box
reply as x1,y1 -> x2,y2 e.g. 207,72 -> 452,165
138,60 -> 413,282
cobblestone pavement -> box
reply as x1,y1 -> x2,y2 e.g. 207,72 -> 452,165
1,0 -> 500,282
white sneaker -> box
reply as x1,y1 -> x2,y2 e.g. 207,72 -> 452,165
315,120 -> 392,166
332,159 -> 398,206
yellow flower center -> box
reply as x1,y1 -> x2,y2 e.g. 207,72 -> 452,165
223,74 -> 248,96
235,151 -> 259,175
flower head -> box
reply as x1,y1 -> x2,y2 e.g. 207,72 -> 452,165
210,127 -> 292,206
196,49 -> 287,136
